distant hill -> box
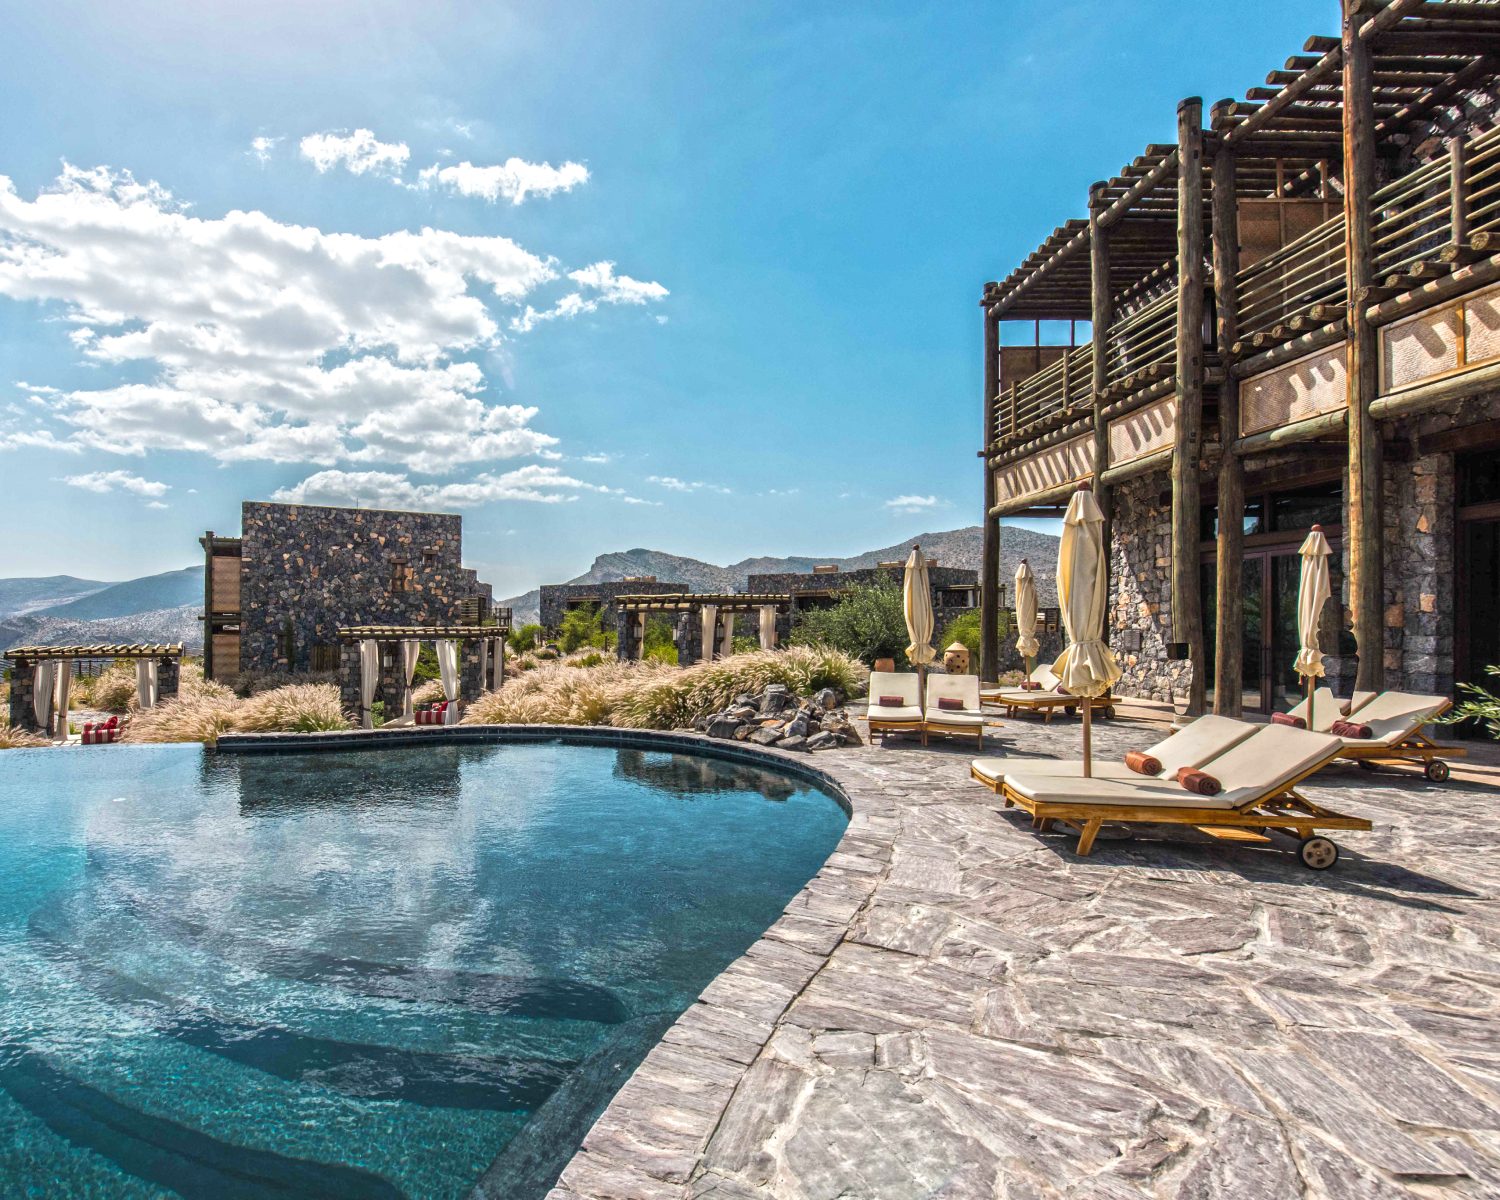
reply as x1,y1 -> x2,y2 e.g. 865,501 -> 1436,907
499,525 -> 1061,625
36,566 -> 203,621
0,605 -> 202,654
0,575 -> 115,621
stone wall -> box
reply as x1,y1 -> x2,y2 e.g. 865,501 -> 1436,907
240,502 -> 491,674
1108,470 -> 1192,702
1382,447 -> 1456,696
539,580 -> 685,635
338,637 -> 492,719
7,661 -> 39,733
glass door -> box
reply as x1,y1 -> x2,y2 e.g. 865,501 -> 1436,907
1242,557 -> 1264,711
1268,553 -> 1304,713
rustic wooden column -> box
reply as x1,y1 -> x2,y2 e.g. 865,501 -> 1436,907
1212,141 -> 1245,716
202,530 -> 216,681
1172,97 -> 1207,718
1089,184 -> 1112,504
979,294 -> 1002,684
1343,1 -> 1385,693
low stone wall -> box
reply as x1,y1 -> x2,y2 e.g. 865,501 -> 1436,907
1108,469 -> 1192,703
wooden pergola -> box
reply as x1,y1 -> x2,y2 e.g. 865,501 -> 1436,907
335,624 -> 510,640
977,0 -> 1500,714
3,644 -> 183,660
614,593 -> 792,613
614,594 -> 794,663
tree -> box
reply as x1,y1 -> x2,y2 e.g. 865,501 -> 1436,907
509,623 -> 543,654
787,577 -> 910,668
643,615 -> 678,664
559,606 -> 606,654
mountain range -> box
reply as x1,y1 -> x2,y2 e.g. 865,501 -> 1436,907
498,526 -> 1060,625
0,526 -> 1060,649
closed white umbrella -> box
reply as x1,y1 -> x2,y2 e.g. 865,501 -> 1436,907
1052,484 -> 1122,776
1294,525 -> 1333,730
1015,559 -> 1040,679
903,546 -> 935,687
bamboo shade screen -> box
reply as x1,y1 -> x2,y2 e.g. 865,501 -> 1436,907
1241,345 -> 1347,437
1379,282 -> 1500,395
1108,396 -> 1176,466
211,554 -> 241,613
993,434 -> 1094,503
212,633 -> 241,682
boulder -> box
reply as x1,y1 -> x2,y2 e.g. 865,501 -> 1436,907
813,688 -> 838,710
727,705 -> 758,720
805,731 -> 837,751
734,693 -> 760,711
783,714 -> 809,739
733,725 -> 754,741
761,684 -> 790,713
777,734 -> 808,752
707,715 -> 742,739
749,726 -> 782,746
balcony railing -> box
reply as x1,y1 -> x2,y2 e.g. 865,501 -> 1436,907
995,344 -> 1093,441
1104,288 -> 1179,392
1236,215 -> 1346,342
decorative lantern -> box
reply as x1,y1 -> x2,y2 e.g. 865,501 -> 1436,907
943,642 -> 970,675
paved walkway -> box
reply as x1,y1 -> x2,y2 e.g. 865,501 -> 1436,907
548,706 -> 1500,1200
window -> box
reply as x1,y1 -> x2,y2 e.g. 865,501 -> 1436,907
1201,499 -> 1265,540
1270,481 -> 1342,532
391,558 -> 411,592
1458,450 -> 1500,507
311,645 -> 339,671
422,549 -> 438,567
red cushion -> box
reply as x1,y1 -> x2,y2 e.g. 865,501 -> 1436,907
877,695 -> 905,707
1019,681 -> 1042,691
1331,719 -> 1373,739
937,697 -> 963,711
1271,712 -> 1306,729
1176,768 -> 1222,796
1124,751 -> 1161,775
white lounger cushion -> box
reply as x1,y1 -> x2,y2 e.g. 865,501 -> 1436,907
868,705 -> 923,723
1350,690 -> 1377,716
868,671 -> 921,712
927,710 -> 986,728
1005,775 -> 1237,810
1196,723 -> 1342,807
970,714 -> 1255,787
926,673 -> 981,712
1283,687 -> 1347,733
1338,692 -> 1447,747
1006,724 -> 1341,813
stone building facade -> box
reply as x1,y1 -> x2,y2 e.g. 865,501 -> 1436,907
745,565 -> 981,646
538,579 -> 684,638
236,503 -> 492,674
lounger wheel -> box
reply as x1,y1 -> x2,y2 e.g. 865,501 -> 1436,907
1425,759 -> 1450,782
1065,706 -> 1076,717
1298,835 -> 1339,870
1358,760 -> 1379,771
1103,706 -> 1116,720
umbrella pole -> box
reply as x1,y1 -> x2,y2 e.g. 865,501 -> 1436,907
1082,697 -> 1092,778
1306,675 -> 1314,730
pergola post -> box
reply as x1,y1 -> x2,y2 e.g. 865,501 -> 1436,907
1172,96 -> 1207,719
1343,0 -> 1385,694
979,295 -> 1001,684
1212,140 -> 1245,717
1088,185 -> 1111,510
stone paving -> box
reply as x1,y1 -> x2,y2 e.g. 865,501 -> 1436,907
547,703 -> 1500,1200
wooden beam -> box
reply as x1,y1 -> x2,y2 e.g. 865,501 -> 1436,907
1344,0 -> 1386,694
1097,152 -> 1179,228
981,303 -> 1001,684
1211,143 -> 1245,719
1173,97 -> 1207,719
1090,181 -> 1113,518
988,227 -> 1091,318
1233,409 -> 1349,455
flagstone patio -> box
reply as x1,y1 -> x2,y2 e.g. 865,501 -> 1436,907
545,705 -> 1500,1200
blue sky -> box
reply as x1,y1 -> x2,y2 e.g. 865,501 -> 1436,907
1,0 -> 1319,596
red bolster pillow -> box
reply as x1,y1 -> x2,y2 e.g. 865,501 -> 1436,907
1331,720 -> 1373,739
877,695 -> 905,707
1056,685 -> 1072,697
1124,751 -> 1161,775
937,697 -> 963,711
1271,712 -> 1306,728
1020,681 -> 1042,691
1177,768 -> 1222,796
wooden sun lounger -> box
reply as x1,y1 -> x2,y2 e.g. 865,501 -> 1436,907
1331,693 -> 1465,782
866,670 -> 925,744
994,724 -> 1370,870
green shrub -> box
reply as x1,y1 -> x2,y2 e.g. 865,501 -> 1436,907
509,623 -> 543,654
938,610 -> 1013,661
568,652 -> 605,668
730,636 -> 761,655
559,606 -> 608,654
642,616 -> 678,665
1438,664 -> 1500,736
788,577 -> 910,669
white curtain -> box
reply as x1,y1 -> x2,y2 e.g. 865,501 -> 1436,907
359,639 -> 379,729
33,661 -> 55,731
54,661 -> 72,741
401,640 -> 421,715
759,605 -> 777,650
700,605 -> 718,661
436,640 -> 461,724
636,614 -> 648,661
494,639 -> 505,688
136,660 -> 159,709
477,639 -> 490,692
719,612 -> 735,658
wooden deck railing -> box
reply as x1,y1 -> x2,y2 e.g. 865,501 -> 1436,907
995,344 -> 1093,441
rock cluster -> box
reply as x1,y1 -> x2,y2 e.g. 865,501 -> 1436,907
692,684 -> 862,751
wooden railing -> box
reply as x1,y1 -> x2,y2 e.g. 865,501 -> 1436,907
995,344 -> 1093,441
1235,215 -> 1345,341
1104,289 -> 1179,391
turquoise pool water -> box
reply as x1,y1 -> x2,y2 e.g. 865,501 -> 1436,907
0,740 -> 848,1200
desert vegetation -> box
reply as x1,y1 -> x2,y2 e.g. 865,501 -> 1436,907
119,663 -> 350,745
787,577 -> 911,669
462,644 -> 865,730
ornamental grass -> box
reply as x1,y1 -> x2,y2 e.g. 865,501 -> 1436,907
0,720 -> 50,749
233,683 -> 351,734
461,645 -> 866,731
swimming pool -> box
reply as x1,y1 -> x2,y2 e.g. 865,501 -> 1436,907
0,740 -> 848,1199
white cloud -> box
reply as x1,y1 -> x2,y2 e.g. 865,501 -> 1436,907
146,500 -> 169,509
885,494 -> 939,515
299,129 -> 409,177
569,261 -> 669,305
578,452 -> 612,464
250,136 -> 281,164
62,469 -> 170,496
418,158 -> 589,205
272,464 -> 614,510
646,475 -> 729,495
